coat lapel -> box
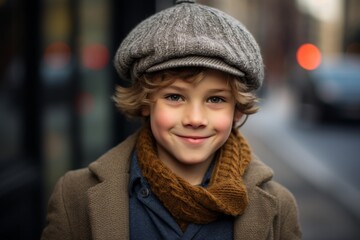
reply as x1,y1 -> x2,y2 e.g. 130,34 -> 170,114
234,187 -> 278,239
234,157 -> 278,240
86,133 -> 138,240
87,173 -> 130,240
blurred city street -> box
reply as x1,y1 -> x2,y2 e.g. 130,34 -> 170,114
242,86 -> 360,240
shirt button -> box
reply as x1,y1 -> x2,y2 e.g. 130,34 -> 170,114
140,188 -> 150,198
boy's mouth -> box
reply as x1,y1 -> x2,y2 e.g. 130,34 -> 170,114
176,135 -> 210,145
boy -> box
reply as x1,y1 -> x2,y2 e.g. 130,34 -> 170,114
42,0 -> 302,239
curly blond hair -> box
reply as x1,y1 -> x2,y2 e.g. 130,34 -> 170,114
113,68 -> 259,119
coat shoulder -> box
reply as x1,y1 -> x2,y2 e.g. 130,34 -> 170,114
42,132 -> 139,240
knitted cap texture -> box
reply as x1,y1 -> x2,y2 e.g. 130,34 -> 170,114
114,0 -> 264,91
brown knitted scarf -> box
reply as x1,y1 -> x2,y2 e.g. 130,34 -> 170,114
136,126 -> 252,231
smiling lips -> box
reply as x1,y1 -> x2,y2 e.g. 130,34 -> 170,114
176,135 -> 210,145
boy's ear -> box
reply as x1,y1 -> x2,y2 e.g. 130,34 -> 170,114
141,106 -> 150,116
234,109 -> 243,122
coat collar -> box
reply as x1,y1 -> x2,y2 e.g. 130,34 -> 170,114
86,132 -> 139,240
86,131 -> 277,240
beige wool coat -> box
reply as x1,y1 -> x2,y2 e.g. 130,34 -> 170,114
42,132 -> 302,240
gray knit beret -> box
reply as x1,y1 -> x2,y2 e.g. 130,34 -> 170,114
114,0 -> 264,91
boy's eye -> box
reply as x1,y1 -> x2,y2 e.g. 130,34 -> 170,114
208,96 -> 225,103
165,94 -> 183,102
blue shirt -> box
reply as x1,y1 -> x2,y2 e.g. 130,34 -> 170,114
129,151 -> 233,240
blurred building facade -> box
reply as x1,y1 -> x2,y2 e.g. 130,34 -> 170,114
204,0 -> 360,83
345,0 -> 360,54
0,0 -> 157,239
0,0 -> 359,239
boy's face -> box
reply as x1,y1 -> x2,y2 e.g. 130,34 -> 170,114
142,70 -> 242,171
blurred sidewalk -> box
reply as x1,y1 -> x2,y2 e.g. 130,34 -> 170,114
243,85 -> 360,220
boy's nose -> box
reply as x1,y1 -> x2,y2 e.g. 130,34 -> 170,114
182,103 -> 208,128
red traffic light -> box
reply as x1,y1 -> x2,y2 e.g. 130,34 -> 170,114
296,43 -> 322,70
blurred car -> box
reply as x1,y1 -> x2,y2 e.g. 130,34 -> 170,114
293,55 -> 360,123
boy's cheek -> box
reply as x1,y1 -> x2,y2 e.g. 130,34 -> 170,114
213,115 -> 235,131
151,110 -> 177,128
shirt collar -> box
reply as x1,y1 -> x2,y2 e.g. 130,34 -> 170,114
128,150 -> 142,196
200,157 -> 216,187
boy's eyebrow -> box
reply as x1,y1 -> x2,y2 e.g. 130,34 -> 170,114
206,88 -> 232,93
163,85 -> 231,93
163,85 -> 187,91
